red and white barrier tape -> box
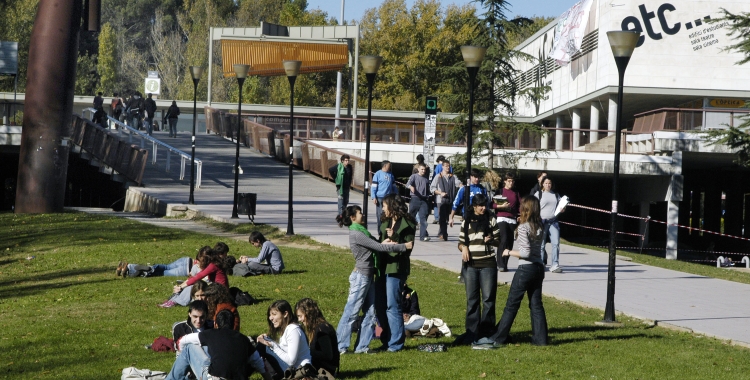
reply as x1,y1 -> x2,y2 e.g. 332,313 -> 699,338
559,221 -> 644,238
567,203 -> 648,221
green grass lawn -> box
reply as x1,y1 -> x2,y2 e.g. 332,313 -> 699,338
1,212 -> 749,379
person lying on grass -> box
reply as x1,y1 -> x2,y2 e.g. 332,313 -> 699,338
233,231 -> 285,276
160,248 -> 230,308
164,309 -> 270,380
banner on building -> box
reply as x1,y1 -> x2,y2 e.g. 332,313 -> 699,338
549,0 -> 594,66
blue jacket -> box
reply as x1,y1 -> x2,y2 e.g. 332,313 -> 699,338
433,164 -> 453,178
452,183 -> 488,211
371,170 -> 397,199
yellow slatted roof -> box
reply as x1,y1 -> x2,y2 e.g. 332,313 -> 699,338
221,40 -> 348,77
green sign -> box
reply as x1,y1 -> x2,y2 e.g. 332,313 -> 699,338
425,96 -> 437,115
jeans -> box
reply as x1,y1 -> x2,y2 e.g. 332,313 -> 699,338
462,262 -> 497,342
490,263 -> 548,346
409,197 -> 429,239
151,257 -> 191,277
438,203 -> 452,238
375,274 -> 406,351
497,221 -> 517,270
542,220 -> 560,267
168,118 -> 178,137
404,316 -> 426,331
144,117 -> 154,135
337,190 -> 350,216
172,285 -> 194,306
374,197 -> 384,238
165,344 -> 210,380
336,270 -> 376,353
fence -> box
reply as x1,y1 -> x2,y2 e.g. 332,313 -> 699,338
70,114 -> 148,185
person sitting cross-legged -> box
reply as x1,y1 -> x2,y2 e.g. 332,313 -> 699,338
172,300 -> 212,357
233,232 -> 285,276
164,309 -> 271,380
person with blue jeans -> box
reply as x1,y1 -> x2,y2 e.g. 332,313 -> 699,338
336,205 -> 412,354
117,256 -> 192,278
406,163 -> 431,241
432,155 -> 453,223
449,168 -> 488,228
371,160 -> 397,236
376,194 -> 416,352
329,155 -> 353,220
534,176 -> 565,273
473,196 -> 549,349
454,193 -> 501,346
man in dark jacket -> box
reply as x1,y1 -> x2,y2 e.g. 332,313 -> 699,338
144,93 -> 157,135
172,300 -> 211,355
529,171 -> 547,196
329,154 -> 353,221
126,92 -> 145,130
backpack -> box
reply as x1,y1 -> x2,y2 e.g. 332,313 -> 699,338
229,286 -> 257,306
121,367 -> 166,380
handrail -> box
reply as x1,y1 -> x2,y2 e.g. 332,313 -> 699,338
82,108 -> 202,188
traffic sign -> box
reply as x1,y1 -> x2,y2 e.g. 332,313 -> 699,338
144,77 -> 161,95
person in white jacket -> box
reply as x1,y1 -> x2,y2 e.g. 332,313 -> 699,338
257,300 -> 314,377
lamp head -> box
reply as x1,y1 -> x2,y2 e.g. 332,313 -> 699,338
233,64 -> 251,79
283,60 -> 302,77
607,31 -> 640,58
360,55 -> 383,74
190,66 -> 204,80
461,46 -> 487,68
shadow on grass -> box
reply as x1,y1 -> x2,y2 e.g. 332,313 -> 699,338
542,325 -> 660,346
338,366 -> 396,378
0,277 -> 112,300
0,266 -> 108,288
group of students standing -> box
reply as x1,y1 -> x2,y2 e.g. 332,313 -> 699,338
91,91 -> 181,137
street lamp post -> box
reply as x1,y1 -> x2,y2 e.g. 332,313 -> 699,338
283,60 -> 302,236
188,66 -> 204,205
231,64 -> 250,219
460,45 -> 486,242
359,55 -> 383,228
602,31 -> 640,324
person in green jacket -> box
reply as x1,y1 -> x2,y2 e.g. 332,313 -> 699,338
375,194 -> 416,352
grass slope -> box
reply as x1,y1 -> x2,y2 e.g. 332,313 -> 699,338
0,212 -> 748,379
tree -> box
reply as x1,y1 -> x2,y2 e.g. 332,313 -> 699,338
97,23 -> 118,95
149,10 -> 187,99
706,10 -> 750,166
0,0 -> 39,93
75,54 -> 99,96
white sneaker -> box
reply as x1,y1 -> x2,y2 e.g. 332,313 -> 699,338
550,266 -> 563,273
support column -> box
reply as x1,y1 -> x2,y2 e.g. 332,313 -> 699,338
666,200 -> 679,260
690,189 -> 702,233
540,121 -> 549,149
590,103 -> 600,143
640,201 -> 650,246
572,108 -> 581,149
608,93 -> 617,136
555,115 -> 564,150
724,175 -> 743,237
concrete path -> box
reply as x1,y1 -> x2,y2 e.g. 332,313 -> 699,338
113,131 -> 750,347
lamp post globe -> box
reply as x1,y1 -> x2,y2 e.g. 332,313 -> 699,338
283,60 -> 302,235
231,64 -> 250,219
601,30 -> 639,325
359,55 -> 383,228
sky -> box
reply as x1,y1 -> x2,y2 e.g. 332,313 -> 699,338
306,0 -> 575,24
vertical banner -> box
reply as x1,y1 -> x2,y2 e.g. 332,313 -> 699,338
549,0 -> 594,66
424,96 -> 437,180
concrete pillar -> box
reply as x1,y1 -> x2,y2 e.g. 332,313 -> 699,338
666,200 -> 679,260
555,115 -> 564,150
640,201 -> 650,246
572,108 -> 582,149
590,103 -> 600,143
540,124 -> 549,149
608,93 -> 617,136
724,176 -> 743,237
690,189 -> 702,233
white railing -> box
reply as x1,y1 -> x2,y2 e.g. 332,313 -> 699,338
82,108 -> 202,188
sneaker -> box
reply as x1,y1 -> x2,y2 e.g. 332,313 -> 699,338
120,261 -> 129,278
421,237 -> 431,242
158,300 -> 177,308
115,260 -> 125,276
550,266 -> 563,273
472,338 -> 497,350
339,350 -> 348,355
457,275 -> 464,284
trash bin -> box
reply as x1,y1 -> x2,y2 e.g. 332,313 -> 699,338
238,193 -> 257,222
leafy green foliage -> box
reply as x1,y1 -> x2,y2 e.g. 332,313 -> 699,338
75,54 -> 99,96
97,23 -> 118,95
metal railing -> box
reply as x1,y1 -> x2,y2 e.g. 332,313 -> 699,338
82,108 -> 202,188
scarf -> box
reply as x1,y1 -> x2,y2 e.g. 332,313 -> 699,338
335,163 -> 346,195
349,222 -> 380,276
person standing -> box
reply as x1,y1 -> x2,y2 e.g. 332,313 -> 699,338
406,163 -> 431,241
412,154 -> 428,177
535,176 -> 565,273
332,126 -> 343,140
93,91 -> 103,108
376,194 -> 416,352
329,155 -> 353,221
493,172 -> 521,272
455,193 -> 501,346
127,92 -> 144,130
529,171 -> 547,196
166,100 -> 180,138
472,196 -> 548,349
144,93 -> 157,136
336,205 -> 412,354
371,160 -> 397,235
431,155 -> 452,224
430,159 -> 462,241
449,168 -> 488,228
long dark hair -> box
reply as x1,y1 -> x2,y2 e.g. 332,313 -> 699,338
267,300 -> 297,340
338,205 -> 361,228
467,193 -> 492,237
203,283 -> 234,318
295,298 -> 329,343
380,194 -> 415,224
519,196 -> 543,238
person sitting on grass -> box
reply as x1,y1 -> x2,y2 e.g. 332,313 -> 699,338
160,248 -> 229,308
170,279 -> 209,309
203,283 -> 240,331
172,300 -> 212,356
296,298 -> 340,379
472,196 -> 548,349
256,300 -> 314,379
164,309 -> 270,380
232,232 -> 285,276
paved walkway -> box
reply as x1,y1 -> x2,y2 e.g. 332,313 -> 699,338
117,130 -> 750,347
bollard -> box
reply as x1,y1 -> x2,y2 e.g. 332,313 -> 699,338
742,256 -> 749,269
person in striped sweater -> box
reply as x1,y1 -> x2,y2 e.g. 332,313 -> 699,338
454,193 -> 502,346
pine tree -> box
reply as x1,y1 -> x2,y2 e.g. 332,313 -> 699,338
97,23 -> 117,95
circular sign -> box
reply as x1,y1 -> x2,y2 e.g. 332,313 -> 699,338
144,78 -> 161,95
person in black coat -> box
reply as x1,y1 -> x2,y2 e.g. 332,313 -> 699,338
166,101 -> 181,137
144,93 -> 157,135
